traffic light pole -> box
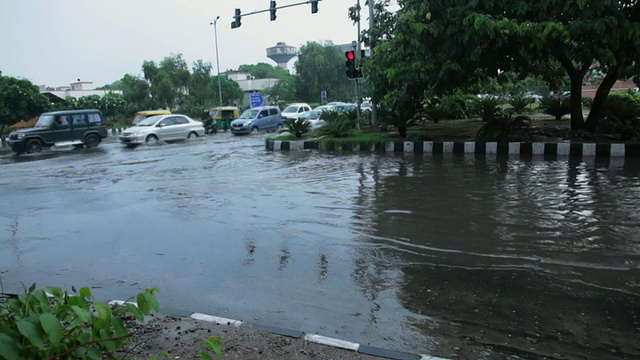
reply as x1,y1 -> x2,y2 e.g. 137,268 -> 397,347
367,0 -> 378,125
232,0 -> 321,28
355,0 -> 362,130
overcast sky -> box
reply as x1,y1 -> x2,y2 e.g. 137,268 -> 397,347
0,0 -> 399,88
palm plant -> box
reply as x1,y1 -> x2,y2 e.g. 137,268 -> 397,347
539,96 -> 570,120
283,118 -> 311,138
471,97 -> 503,122
476,111 -> 532,142
598,94 -> 640,140
315,111 -> 356,138
508,96 -> 534,114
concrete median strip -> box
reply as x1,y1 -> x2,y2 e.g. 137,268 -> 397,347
108,299 -> 446,360
266,140 -> 638,160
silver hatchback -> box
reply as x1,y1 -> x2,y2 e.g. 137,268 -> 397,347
119,114 -> 205,146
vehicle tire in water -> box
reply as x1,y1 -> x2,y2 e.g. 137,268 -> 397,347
251,126 -> 258,134
187,131 -> 198,140
146,134 -> 159,145
84,134 -> 100,148
27,139 -> 43,153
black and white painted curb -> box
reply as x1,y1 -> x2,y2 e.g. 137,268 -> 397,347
267,140 -> 640,159
108,300 -> 447,360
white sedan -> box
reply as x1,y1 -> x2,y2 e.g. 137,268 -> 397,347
119,114 -> 205,147
298,110 -> 326,130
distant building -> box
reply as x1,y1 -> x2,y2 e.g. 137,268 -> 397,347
39,81 -> 123,103
266,42 -> 297,70
226,72 -> 280,108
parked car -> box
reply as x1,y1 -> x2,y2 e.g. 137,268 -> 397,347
298,110 -> 326,130
118,114 -> 205,147
7,109 -> 108,155
231,106 -> 283,135
281,103 -> 312,122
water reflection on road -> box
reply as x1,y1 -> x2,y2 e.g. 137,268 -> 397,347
1,134 -> 639,359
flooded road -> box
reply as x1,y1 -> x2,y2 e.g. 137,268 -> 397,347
1,134 -> 639,359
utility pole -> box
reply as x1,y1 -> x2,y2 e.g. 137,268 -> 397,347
367,0 -> 378,125
355,0 -> 362,129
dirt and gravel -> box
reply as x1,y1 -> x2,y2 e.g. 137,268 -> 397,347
120,313 -> 388,360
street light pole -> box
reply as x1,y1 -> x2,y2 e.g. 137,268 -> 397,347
211,16 -> 223,106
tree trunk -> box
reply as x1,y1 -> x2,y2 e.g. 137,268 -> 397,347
585,67 -> 620,132
569,77 -> 585,131
398,125 -> 407,138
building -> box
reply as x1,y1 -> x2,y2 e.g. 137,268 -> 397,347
226,72 -> 280,107
39,81 -> 123,104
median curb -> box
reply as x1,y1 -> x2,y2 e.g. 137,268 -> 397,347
109,300 -> 447,360
266,140 -> 640,159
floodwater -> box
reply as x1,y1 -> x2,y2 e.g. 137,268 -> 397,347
1,134 -> 639,359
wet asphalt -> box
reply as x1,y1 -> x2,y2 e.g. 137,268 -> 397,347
1,132 -> 640,359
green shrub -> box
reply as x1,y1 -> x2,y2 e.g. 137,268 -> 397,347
508,96 -> 535,114
315,111 -> 356,138
471,97 -> 503,122
582,97 -> 594,109
476,111 -> 532,142
539,96 -> 570,120
283,118 -> 311,138
598,93 -> 640,140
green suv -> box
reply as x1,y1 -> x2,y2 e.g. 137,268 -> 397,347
7,109 -> 109,154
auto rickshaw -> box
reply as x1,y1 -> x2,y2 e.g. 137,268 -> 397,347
208,106 -> 240,132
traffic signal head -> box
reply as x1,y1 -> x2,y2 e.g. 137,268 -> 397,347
232,8 -> 242,29
270,1 -> 277,21
311,0 -> 318,14
345,51 -> 362,79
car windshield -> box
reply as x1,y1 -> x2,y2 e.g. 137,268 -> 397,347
137,115 -> 163,126
282,106 -> 298,113
300,111 -> 320,120
239,110 -> 259,119
34,115 -> 54,127
209,110 -> 221,117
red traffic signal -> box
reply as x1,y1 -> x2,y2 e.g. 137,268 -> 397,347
345,51 -> 355,61
345,51 -> 361,79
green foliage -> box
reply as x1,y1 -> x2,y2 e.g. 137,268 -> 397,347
238,63 -> 291,80
582,97 -> 594,109
0,284 -> 159,360
294,41 -> 353,102
283,118 -> 311,138
315,111 -> 356,138
508,96 -> 534,114
476,112 -> 532,142
598,93 -> 640,140
539,96 -> 571,120
0,76 -> 51,130
471,97 -> 503,122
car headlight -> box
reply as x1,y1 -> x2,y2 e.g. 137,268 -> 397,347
16,133 -> 25,139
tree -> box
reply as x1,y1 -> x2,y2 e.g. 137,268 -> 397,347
100,92 -> 127,120
0,76 -> 50,144
238,63 -> 291,79
119,74 -> 151,116
294,41 -> 354,103
264,76 -> 296,103
189,60 -> 215,107
211,76 -> 244,107
76,94 -> 102,110
142,54 -> 191,110
369,0 -> 640,132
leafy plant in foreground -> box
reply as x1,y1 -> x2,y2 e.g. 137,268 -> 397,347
315,111 -> 356,138
0,284 -> 160,360
539,96 -> 571,120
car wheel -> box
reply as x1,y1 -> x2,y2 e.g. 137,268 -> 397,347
26,139 -> 43,153
146,134 -> 159,145
251,126 -> 259,134
187,131 -> 198,140
84,134 -> 100,148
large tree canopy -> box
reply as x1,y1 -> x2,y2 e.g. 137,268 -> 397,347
366,0 -> 640,131
294,41 -> 354,103
0,76 -> 50,137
